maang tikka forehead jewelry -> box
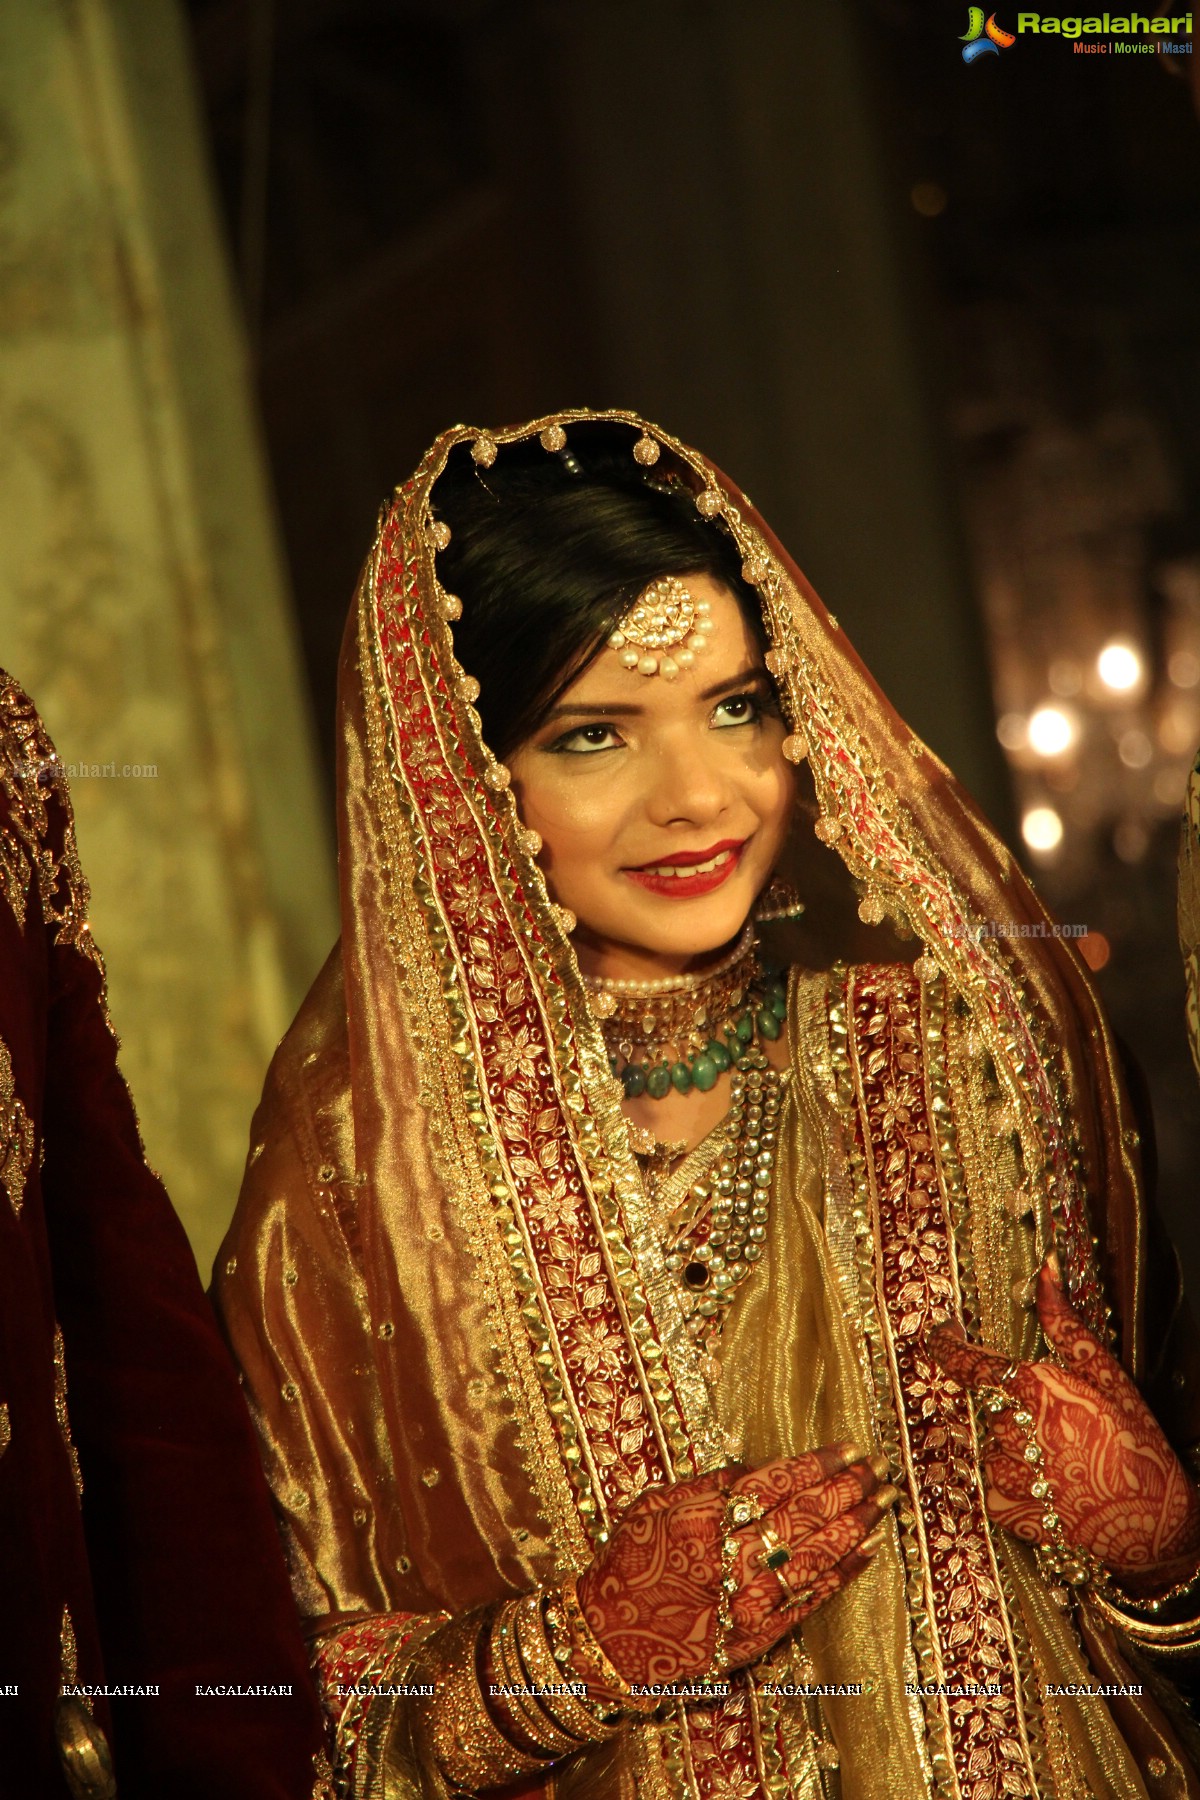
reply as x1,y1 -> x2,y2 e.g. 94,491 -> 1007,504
608,576 -> 713,680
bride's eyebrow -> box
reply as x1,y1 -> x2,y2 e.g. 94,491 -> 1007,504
544,664 -> 766,723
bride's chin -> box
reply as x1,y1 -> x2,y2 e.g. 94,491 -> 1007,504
624,904 -> 755,961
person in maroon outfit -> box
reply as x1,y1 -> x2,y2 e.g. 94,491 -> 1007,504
0,670 -> 330,1799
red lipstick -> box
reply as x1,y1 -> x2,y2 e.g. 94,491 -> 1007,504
623,838 -> 748,899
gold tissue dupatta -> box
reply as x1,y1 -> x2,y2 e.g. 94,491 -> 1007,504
216,411 -> 1162,1798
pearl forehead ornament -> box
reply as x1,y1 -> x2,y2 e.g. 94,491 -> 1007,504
608,576 -> 713,681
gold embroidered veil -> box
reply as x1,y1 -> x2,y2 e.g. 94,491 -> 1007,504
214,410 -> 1193,1800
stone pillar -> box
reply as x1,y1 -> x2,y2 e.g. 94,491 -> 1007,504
0,0 -> 337,1275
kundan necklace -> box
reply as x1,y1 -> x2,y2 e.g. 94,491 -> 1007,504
584,926 -> 788,1100
642,1046 -> 787,1381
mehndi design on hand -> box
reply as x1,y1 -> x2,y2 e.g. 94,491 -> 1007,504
928,1257 -> 1200,1589
574,1442 -> 898,1690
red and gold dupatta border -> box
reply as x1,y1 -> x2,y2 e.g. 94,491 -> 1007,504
369,478 -> 785,1798
371,491 -> 694,1521
832,962 -> 1051,1800
749,616 -> 1103,1344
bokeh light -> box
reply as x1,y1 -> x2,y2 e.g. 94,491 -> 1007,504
1027,705 -> 1075,757
1097,642 -> 1143,693
1021,806 -> 1063,853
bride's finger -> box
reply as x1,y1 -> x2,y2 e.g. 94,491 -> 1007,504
728,1442 -> 875,1511
736,1485 -> 902,1604
739,1454 -> 888,1548
725,1505 -> 894,1661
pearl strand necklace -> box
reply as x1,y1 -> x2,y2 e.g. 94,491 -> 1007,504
584,922 -> 755,998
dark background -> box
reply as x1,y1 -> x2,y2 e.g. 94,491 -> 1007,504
183,0 -> 1200,1286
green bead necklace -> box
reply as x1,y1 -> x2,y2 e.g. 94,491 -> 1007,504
584,925 -> 787,1100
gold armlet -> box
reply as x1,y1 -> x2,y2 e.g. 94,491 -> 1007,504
409,1610 -> 553,1790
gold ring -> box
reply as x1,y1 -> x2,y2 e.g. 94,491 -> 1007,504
756,1526 -> 794,1574
727,1490 -> 768,1528
756,1527 -> 799,1601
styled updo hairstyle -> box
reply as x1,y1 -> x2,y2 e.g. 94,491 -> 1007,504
432,422 -> 767,761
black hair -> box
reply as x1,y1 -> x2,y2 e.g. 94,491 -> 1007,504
431,421 -> 765,760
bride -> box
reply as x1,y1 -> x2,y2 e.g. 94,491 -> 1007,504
215,411 -> 1200,1799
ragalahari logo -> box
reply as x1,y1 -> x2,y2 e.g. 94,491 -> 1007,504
961,7 -> 1018,59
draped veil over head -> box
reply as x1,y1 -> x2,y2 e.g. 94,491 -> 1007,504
216,410 -> 1197,1800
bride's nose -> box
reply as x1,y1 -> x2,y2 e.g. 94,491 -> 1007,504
642,735 -> 730,827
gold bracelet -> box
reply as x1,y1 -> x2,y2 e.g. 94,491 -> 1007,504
410,1610 -> 553,1790
489,1596 -> 585,1758
1100,1551 -> 1200,1617
514,1590 -> 622,1739
1086,1585 -> 1200,1653
552,1577 -> 662,1716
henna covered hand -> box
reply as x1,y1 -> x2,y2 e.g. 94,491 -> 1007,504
575,1443 -> 899,1688
928,1258 -> 1200,1588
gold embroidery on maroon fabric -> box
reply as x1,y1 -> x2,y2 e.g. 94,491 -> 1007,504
60,1604 -> 78,1688
0,1402 -> 10,1459
0,1034 -> 33,1217
0,674 -> 103,972
845,965 -> 1037,1800
53,1325 -> 84,1501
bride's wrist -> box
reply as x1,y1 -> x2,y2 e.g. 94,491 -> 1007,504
410,1607 -> 554,1790
488,1589 -> 625,1750
549,1574 -> 662,1716
1102,1540 -> 1200,1612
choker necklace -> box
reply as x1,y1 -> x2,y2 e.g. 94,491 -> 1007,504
583,928 -> 787,1100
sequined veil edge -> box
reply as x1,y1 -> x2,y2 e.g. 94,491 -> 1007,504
219,409 -> 1195,1799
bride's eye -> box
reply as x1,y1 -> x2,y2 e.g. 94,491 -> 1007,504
550,722 -> 623,754
712,692 -> 763,728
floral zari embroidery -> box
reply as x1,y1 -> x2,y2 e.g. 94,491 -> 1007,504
372,495 -> 772,1798
841,965 -> 1038,1800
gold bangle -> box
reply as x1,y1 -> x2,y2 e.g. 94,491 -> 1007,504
490,1597 -> 585,1758
1086,1585 -> 1200,1653
514,1590 -> 621,1739
410,1611 -> 553,1790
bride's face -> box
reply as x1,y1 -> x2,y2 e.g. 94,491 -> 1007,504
508,576 -> 796,981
